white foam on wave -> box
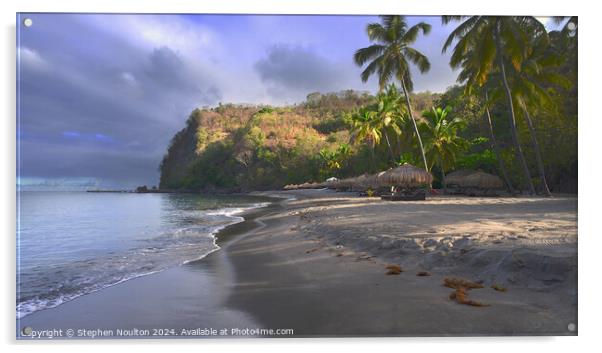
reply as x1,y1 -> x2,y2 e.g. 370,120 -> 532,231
17,268 -> 164,319
182,202 -> 271,265
17,201 -> 272,319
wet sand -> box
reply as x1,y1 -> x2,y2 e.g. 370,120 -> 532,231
226,190 -> 577,336
18,189 -> 577,338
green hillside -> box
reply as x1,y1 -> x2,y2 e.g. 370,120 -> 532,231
159,91 -> 375,191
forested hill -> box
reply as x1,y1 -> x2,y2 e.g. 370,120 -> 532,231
158,90 -> 377,191
159,85 -> 576,193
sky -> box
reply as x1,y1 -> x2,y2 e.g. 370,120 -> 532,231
16,14 -> 558,190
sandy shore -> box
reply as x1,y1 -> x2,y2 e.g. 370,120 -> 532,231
226,189 -> 577,336
18,189 -> 577,338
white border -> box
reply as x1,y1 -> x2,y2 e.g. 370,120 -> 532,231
2,1 -> 598,352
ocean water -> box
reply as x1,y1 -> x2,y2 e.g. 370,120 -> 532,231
16,191 -> 270,319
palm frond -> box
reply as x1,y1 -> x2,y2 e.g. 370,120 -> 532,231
402,22 -> 431,44
366,23 -> 388,42
354,45 -> 385,66
403,47 -> 430,73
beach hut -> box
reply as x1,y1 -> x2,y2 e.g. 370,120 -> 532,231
444,169 -> 477,186
377,163 -> 433,201
353,174 -> 368,190
458,171 -> 504,196
351,173 -> 377,196
364,173 -> 380,190
460,171 -> 504,189
444,169 -> 477,194
332,177 -> 350,192
377,163 -> 433,188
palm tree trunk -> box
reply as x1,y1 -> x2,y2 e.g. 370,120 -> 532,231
495,27 -> 536,195
395,134 -> 402,160
522,107 -> 552,196
484,90 -> 515,194
370,144 -> 375,172
439,156 -> 447,193
383,131 -> 395,165
400,78 -> 429,172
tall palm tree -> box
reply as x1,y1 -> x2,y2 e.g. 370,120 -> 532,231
354,15 -> 431,172
455,44 -> 515,193
483,89 -> 515,193
442,16 -> 547,194
420,106 -> 467,191
507,32 -> 572,196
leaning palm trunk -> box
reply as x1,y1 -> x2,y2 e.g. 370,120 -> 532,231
383,131 -> 396,165
400,78 -> 429,173
439,156 -> 447,193
484,91 -> 515,194
495,27 -> 536,194
522,107 -> 552,196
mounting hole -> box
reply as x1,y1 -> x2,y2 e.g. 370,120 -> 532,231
567,22 -> 576,31
23,18 -> 33,27
22,326 -> 32,336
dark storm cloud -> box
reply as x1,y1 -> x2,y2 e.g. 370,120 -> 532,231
254,44 -> 357,102
17,15 -> 222,188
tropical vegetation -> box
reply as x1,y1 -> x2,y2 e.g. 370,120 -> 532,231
159,16 -> 577,195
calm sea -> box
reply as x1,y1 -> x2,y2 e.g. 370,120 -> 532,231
16,191 -> 270,318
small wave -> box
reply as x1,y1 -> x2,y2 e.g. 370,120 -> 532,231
17,200 -> 271,319
205,202 -> 270,217
181,202 -> 270,265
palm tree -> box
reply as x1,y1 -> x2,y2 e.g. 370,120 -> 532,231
442,16 -> 547,194
483,89 -> 515,193
454,43 -> 515,193
348,107 -> 381,169
420,106 -> 467,191
373,85 -> 405,163
354,15 -> 431,172
507,32 -> 572,196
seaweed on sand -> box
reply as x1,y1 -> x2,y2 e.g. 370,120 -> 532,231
443,277 -> 484,289
385,264 -> 403,275
491,284 -> 507,292
443,277 -> 490,307
449,288 -> 490,307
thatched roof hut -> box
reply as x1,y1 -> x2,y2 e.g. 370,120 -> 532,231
377,163 -> 433,188
364,173 -> 380,189
353,174 -> 372,189
337,178 -> 354,188
460,171 -> 504,189
444,169 -> 477,186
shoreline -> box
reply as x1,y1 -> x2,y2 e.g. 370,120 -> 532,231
223,189 -> 577,336
18,189 -> 577,338
17,194 -> 282,328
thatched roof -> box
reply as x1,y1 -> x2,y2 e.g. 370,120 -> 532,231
353,173 -> 376,188
364,173 -> 380,188
444,169 -> 477,186
337,177 -> 354,188
377,163 -> 433,187
460,171 -> 504,189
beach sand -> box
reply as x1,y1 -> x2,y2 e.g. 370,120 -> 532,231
18,189 -> 577,338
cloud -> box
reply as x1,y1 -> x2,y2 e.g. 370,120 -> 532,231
17,14 -> 225,188
254,44 -> 361,102
18,47 -> 47,71
17,14 -> 459,188
119,72 -> 137,87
